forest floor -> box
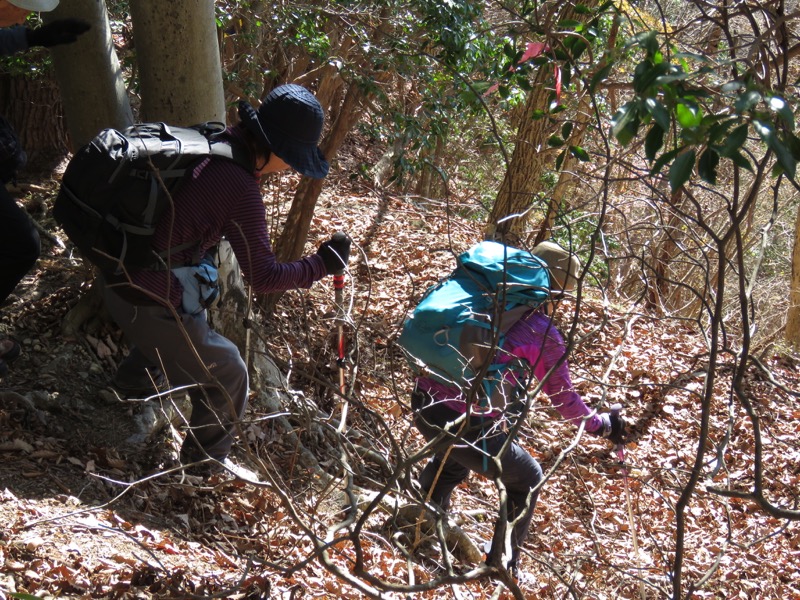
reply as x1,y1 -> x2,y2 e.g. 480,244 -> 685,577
1,145 -> 799,599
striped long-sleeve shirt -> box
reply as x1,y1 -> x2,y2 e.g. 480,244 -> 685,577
129,126 -> 327,308
415,309 -> 604,433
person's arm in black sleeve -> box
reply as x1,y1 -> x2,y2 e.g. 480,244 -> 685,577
26,19 -> 90,48
0,26 -> 29,56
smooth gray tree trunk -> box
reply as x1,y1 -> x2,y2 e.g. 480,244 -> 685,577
129,0 -> 225,124
128,0 -> 242,352
47,0 -> 133,148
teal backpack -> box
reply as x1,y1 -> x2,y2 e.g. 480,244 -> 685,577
397,241 -> 552,410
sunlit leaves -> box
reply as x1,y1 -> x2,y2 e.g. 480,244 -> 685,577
768,96 -> 794,131
612,28 -> 798,188
735,90 -> 762,114
569,145 -> 590,161
645,98 -> 670,131
555,145 -> 591,170
611,101 -> 640,146
675,100 -> 703,128
419,0 -> 482,66
652,71 -> 689,86
753,119 -> 796,178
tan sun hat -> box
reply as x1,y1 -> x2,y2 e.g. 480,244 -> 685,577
8,0 -> 59,11
531,241 -> 581,296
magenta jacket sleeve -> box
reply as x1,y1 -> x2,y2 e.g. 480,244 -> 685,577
500,310 -> 604,433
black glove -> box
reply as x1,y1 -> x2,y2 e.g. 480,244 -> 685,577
594,411 -> 626,446
317,232 -> 351,275
26,19 -> 91,48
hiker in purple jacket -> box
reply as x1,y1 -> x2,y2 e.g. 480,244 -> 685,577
103,84 -> 351,475
0,0 -> 89,377
411,241 -> 625,577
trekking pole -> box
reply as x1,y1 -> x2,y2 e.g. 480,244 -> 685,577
333,266 -> 348,433
611,404 -> 646,600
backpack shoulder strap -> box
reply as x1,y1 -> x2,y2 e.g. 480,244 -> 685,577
458,304 -> 535,383
193,121 -> 254,172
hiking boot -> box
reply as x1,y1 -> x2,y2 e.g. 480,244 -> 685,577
111,369 -> 167,397
216,457 -> 261,483
182,456 -> 261,484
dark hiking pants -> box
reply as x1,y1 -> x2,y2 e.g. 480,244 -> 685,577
0,185 -> 39,304
104,287 -> 248,461
412,390 -> 543,567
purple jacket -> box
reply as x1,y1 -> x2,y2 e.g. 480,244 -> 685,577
415,309 -> 604,434
130,126 -> 327,308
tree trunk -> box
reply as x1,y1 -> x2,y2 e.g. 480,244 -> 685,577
274,83 -> 366,263
48,0 -> 133,149
487,0 -> 600,243
647,189 -> 685,315
0,74 -> 68,167
413,136 -> 446,198
130,0 -> 225,124
270,7 -> 392,268
486,66 -> 554,243
62,0 -> 227,336
260,84 -> 366,313
786,202 -> 800,348
529,91 -> 592,247
50,0 -> 131,338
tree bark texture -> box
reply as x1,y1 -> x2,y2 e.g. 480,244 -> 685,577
47,0 -> 133,149
487,66 -> 554,242
529,91 -> 592,247
130,0 -> 225,124
0,73 -> 68,166
274,83 -> 366,263
488,0 -> 600,243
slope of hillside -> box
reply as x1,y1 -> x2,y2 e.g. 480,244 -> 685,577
0,155 -> 798,599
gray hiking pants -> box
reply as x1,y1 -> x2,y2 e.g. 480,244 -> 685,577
104,287 -> 248,461
412,390 -> 543,568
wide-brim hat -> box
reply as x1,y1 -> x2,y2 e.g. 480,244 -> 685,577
531,241 -> 581,296
238,84 -> 329,179
8,0 -> 59,11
